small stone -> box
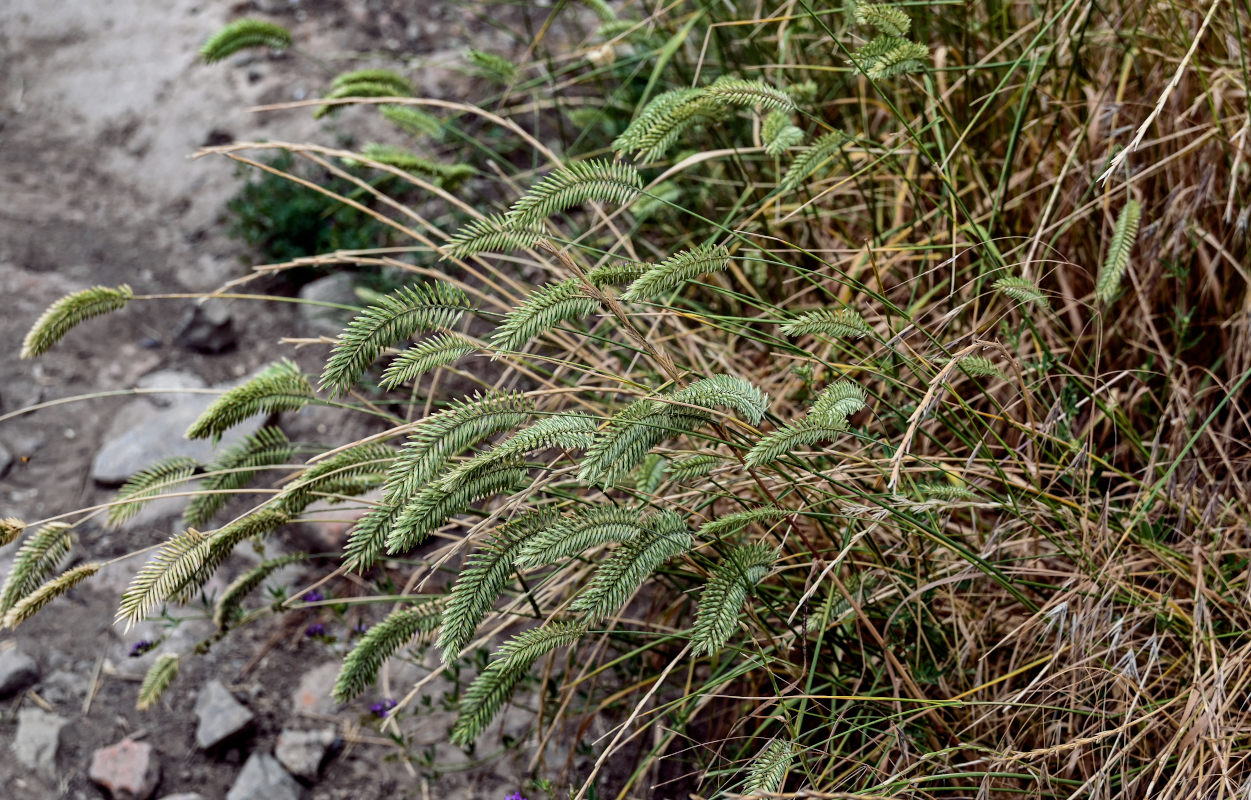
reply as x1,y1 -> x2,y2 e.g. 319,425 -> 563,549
225,753 -> 302,800
297,274 -> 358,338
157,795 -> 205,800
194,680 -> 255,749
0,648 -> 39,697
89,739 -> 160,800
174,304 -> 236,354
40,669 -> 88,707
290,663 -> 341,717
135,370 -> 208,407
275,728 -> 335,781
13,707 -> 65,778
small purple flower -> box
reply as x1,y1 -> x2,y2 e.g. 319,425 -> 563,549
370,698 -> 398,717
128,639 -> 156,658
303,590 -> 325,603
505,793 -> 529,800
305,623 -> 326,638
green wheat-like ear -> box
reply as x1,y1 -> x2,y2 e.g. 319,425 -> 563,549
320,283 -> 470,396
691,543 -> 776,654
669,454 -> 723,480
108,457 -> 199,527
570,510 -> 692,621
384,460 -> 530,555
342,504 -> 406,573
357,144 -> 477,186
780,131 -> 846,191
118,529 -> 211,628
212,552 -> 308,631
703,76 -> 795,111
957,355 -> 1004,379
383,391 -> 534,504
331,69 -> 413,95
586,261 -> 650,287
762,110 -> 805,156
696,506 -> 788,539
449,621 -> 586,746
994,276 -> 1048,307
579,398 -> 711,486
504,159 -> 642,227
613,87 -> 720,162
744,738 -> 796,795
380,333 -> 476,390
853,35 -> 930,80
276,443 -> 396,515
136,653 -> 180,711
668,374 -> 770,425
465,49 -> 518,84
781,308 -> 871,339
437,511 -> 554,662
314,80 -> 413,118
186,359 -> 314,442
380,105 -> 444,139
436,413 -> 599,493
21,284 -> 133,359
184,427 -> 292,528
333,599 -> 444,702
1096,199 -> 1142,305
917,483 -> 979,502
490,278 -> 601,353
443,214 -> 549,260
631,453 -> 668,494
853,1 -> 911,36
0,522 -> 72,615
173,509 -> 290,604
621,244 -> 732,301
2,562 -> 100,629
745,380 -> 865,468
200,19 -> 291,64
1,518 -> 25,547
515,506 -> 649,569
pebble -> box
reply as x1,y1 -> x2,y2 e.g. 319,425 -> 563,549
225,753 -> 302,800
0,647 -> 40,697
13,707 -> 65,778
275,728 -> 336,781
194,680 -> 255,749
290,663 -> 341,717
89,739 -> 161,800
174,303 -> 236,354
90,386 -> 266,485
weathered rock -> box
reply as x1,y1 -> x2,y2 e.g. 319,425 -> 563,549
194,680 -> 255,749
290,663 -> 341,717
297,274 -> 357,338
40,669 -> 88,707
225,753 -> 302,800
174,303 -> 236,354
13,707 -> 65,778
135,370 -> 208,407
90,386 -> 266,484
0,648 -> 39,697
89,739 -> 160,800
275,728 -> 336,781
0,440 -> 12,478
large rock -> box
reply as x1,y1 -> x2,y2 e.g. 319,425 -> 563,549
225,753 -> 302,800
89,739 -> 160,800
194,680 -> 255,749
275,728 -> 336,781
297,274 -> 357,338
135,370 -> 207,407
13,707 -> 65,778
90,384 -> 266,484
290,663 -> 341,717
0,648 -> 39,697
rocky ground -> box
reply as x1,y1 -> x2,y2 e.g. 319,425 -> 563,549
0,1 -> 607,798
